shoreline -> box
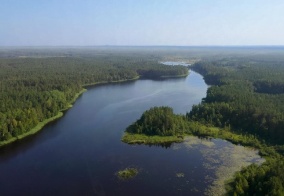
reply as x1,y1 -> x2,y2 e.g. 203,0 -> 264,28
0,89 -> 88,148
0,76 -> 140,148
0,112 -> 63,147
121,122 -> 269,196
160,73 -> 189,78
0,74 -> 188,147
122,122 -> 271,157
82,76 -> 140,88
121,132 -> 184,145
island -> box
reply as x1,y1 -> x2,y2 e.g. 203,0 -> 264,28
116,167 -> 139,180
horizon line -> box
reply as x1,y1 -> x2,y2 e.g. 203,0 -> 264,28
1,45 -> 284,48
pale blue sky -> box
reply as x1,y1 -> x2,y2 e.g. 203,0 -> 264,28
1,0 -> 283,46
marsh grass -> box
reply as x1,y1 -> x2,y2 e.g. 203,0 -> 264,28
121,133 -> 183,145
116,167 -> 139,180
122,119 -> 267,195
176,172 -> 185,178
201,140 -> 265,196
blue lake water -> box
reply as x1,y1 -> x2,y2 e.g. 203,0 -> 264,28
0,71 -> 263,196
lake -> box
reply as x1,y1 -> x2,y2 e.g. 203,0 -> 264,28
160,61 -> 191,66
0,71 -> 263,196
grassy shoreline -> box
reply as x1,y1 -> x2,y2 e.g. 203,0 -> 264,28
1,74 -> 192,147
122,120 -> 277,158
122,132 -> 184,145
0,76 -> 145,148
121,121 -> 274,196
0,87 -> 88,147
0,112 -> 64,147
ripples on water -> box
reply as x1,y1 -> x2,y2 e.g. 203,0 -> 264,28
0,71 -> 264,196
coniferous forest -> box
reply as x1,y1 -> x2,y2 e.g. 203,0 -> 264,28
187,53 -> 284,195
0,48 -> 188,143
1,47 -> 284,195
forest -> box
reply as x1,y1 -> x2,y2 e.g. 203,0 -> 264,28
0,49 -> 188,144
2,47 -> 284,195
125,106 -> 187,136
118,47 -> 284,195
187,56 -> 284,195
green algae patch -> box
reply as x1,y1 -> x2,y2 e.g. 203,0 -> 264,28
116,167 -> 139,180
176,172 -> 185,178
200,141 -> 265,196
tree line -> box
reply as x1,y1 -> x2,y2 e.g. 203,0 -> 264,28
0,55 -> 188,142
126,106 -> 188,136
188,58 -> 284,195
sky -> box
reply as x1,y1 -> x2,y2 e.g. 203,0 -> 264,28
0,0 -> 284,46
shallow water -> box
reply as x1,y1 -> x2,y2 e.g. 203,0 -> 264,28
0,71 -> 263,195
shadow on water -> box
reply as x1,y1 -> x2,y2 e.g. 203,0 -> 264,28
196,135 -> 213,141
85,76 -> 188,90
85,79 -> 138,90
0,70 -> 218,195
126,136 -> 213,149
0,114 -> 64,162
146,142 -> 173,148
139,76 -> 188,82
128,142 -> 174,149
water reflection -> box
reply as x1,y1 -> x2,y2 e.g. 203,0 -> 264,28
0,71 -> 263,196
128,142 -> 173,149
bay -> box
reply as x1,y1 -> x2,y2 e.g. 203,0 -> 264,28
0,71 -> 263,196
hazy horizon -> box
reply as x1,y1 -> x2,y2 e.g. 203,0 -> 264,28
1,0 -> 284,46
1,45 -> 284,48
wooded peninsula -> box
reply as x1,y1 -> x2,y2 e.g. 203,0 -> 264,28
0,48 -> 188,146
121,47 -> 284,195
1,47 -> 284,195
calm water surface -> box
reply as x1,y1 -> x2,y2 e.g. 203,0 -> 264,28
0,71 -> 262,196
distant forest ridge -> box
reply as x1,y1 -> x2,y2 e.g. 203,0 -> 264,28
1,47 -> 284,195
1,46 -> 284,59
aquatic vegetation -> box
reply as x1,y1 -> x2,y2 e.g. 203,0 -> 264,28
201,140 -> 264,196
116,167 -> 139,180
121,132 -> 183,145
183,136 -> 215,149
176,172 -> 185,178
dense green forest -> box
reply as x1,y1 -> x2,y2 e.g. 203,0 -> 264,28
126,106 -> 188,136
2,47 -> 284,195
121,48 -> 284,195
188,59 -> 284,145
0,51 -> 188,144
186,57 -> 284,195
